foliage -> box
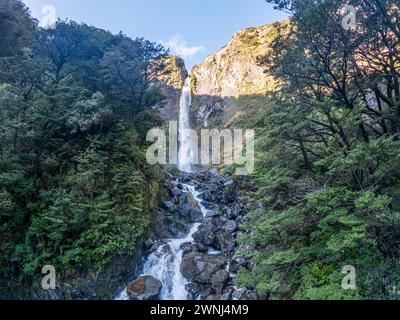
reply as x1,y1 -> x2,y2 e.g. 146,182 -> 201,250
0,0 -> 167,283
237,0 -> 400,300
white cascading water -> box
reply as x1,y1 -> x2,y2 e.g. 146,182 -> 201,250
116,185 -> 208,300
116,77 -> 208,301
141,184 -> 206,299
178,77 -> 193,173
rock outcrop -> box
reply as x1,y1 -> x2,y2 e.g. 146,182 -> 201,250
154,56 -> 188,121
191,21 -> 289,128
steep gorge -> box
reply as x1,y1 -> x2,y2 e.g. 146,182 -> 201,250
117,22 -> 286,301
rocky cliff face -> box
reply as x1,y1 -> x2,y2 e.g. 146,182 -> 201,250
154,56 -> 188,121
191,21 -> 288,128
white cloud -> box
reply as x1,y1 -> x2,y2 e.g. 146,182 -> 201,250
163,34 -> 205,61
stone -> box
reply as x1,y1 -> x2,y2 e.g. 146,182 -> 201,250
190,209 -> 204,223
232,288 -> 247,300
162,201 -> 175,212
187,193 -> 201,211
210,168 -> 219,176
228,260 -> 241,273
215,230 -> 235,253
179,203 -> 192,218
193,223 -> 216,246
205,209 -> 220,218
181,252 -> 225,284
211,270 -> 229,294
127,276 -> 162,300
170,188 -> 182,197
224,220 -> 237,233
224,178 -> 234,187
166,218 -> 189,238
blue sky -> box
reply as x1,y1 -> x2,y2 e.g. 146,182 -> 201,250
22,0 -> 288,70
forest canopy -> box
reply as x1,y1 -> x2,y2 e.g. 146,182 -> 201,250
236,0 -> 400,300
0,0 -> 168,285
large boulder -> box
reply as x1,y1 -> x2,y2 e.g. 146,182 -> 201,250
181,252 -> 225,284
162,201 -> 175,213
170,187 -> 183,197
166,218 -> 189,238
211,270 -> 229,294
193,222 -> 216,246
215,230 -> 235,253
127,275 -> 162,300
224,220 -> 237,233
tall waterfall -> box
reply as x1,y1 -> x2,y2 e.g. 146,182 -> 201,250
115,79 -> 207,300
178,77 -> 193,173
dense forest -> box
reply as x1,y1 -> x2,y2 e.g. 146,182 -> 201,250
2,0 -> 400,301
236,0 -> 400,299
0,0 -> 168,291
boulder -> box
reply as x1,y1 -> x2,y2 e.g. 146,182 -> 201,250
215,230 -> 235,253
190,209 -> 204,223
224,220 -> 237,233
210,168 -> 219,176
166,218 -> 189,238
224,178 -> 234,187
181,252 -> 225,284
162,201 -> 175,213
179,203 -> 192,218
193,223 -> 216,246
127,276 -> 162,300
232,288 -> 247,300
170,187 -> 183,197
187,193 -> 201,211
228,259 -> 241,273
205,209 -> 220,218
211,270 -> 229,294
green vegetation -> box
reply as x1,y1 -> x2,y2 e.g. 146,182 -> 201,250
0,0 -> 168,284
236,0 -> 400,300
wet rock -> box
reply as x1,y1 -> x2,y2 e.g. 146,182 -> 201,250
228,260 -> 241,273
163,201 -> 175,213
211,270 -> 229,294
127,276 -> 162,300
202,190 -> 212,202
215,230 -> 235,253
224,178 -> 234,187
190,209 -> 204,223
171,187 -> 183,197
232,288 -> 247,300
193,223 -> 216,246
179,203 -> 192,218
205,209 -> 220,218
180,242 -> 196,255
144,239 -> 155,250
181,252 -> 225,284
166,218 -> 189,238
210,168 -> 219,176
187,193 -> 201,211
224,220 -> 237,233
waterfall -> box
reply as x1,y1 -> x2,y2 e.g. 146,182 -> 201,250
116,184 -> 208,300
116,76 -> 203,301
140,185 -> 204,300
178,77 -> 193,173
